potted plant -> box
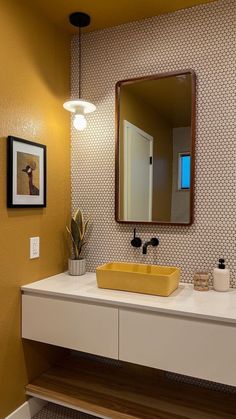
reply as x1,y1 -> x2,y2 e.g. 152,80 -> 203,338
66,208 -> 89,276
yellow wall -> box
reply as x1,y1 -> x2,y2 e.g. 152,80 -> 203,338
0,1 -> 71,417
119,88 -> 173,221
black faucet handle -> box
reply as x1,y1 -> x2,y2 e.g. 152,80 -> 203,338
131,228 -> 142,248
150,238 -> 159,246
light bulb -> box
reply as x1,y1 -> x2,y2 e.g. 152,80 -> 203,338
73,113 -> 87,131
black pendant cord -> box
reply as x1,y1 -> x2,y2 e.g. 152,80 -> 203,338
79,26 -> 82,99
69,12 -> 91,100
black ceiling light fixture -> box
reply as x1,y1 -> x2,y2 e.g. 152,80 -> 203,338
63,12 -> 96,131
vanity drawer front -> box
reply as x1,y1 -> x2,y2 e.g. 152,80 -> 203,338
119,309 -> 236,386
22,294 -> 118,359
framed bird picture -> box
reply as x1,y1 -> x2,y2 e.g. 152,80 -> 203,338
7,136 -> 46,208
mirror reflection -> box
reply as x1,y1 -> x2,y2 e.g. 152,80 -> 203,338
116,71 -> 195,225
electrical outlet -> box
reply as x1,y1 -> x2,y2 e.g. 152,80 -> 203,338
30,237 -> 40,259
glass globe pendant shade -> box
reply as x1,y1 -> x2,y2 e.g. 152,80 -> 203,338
73,113 -> 87,131
63,99 -> 96,131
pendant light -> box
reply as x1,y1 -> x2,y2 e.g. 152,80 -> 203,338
63,12 -> 96,131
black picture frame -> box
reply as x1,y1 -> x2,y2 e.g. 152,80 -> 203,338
7,136 -> 47,208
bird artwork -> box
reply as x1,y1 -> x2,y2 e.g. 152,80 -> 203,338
22,161 -> 40,195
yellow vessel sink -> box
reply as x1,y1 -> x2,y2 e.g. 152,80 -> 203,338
96,262 -> 180,297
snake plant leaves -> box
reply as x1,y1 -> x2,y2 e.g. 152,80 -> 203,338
71,218 -> 81,243
74,208 -> 84,238
84,218 -> 90,236
66,208 -> 90,260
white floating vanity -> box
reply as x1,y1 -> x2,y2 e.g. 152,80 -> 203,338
21,272 -> 236,387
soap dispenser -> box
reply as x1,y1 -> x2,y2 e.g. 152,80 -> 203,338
213,258 -> 230,292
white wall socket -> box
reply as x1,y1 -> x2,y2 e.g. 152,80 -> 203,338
30,237 -> 40,259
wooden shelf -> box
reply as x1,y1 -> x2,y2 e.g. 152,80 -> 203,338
26,355 -> 236,419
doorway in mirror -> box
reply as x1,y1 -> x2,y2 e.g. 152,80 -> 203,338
123,120 -> 153,221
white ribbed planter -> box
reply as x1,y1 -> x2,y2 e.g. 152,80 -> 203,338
68,258 -> 86,276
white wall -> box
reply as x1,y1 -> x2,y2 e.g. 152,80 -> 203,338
171,127 -> 191,223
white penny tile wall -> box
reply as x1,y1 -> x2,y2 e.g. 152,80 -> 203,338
71,0 -> 236,287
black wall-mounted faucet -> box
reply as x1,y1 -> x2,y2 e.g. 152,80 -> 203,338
142,238 -> 159,254
131,228 -> 142,248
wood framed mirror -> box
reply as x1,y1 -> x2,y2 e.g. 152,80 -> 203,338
115,70 -> 196,225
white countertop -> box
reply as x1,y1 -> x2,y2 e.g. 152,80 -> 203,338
21,272 -> 236,324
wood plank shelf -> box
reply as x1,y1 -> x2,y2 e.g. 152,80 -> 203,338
26,355 -> 236,419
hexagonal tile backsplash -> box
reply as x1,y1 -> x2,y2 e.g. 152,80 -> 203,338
71,0 -> 236,287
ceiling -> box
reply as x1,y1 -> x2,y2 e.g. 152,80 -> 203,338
121,74 -> 192,127
31,0 -> 216,34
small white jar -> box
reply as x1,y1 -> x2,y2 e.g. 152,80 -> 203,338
213,258 -> 230,292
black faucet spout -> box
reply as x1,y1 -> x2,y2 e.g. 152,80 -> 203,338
142,241 -> 152,255
142,238 -> 159,255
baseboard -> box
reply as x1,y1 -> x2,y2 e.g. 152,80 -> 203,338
5,397 -> 47,419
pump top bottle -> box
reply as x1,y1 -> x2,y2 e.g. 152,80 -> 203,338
213,258 -> 230,292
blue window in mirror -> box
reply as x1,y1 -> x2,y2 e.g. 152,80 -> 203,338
179,153 -> 191,190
